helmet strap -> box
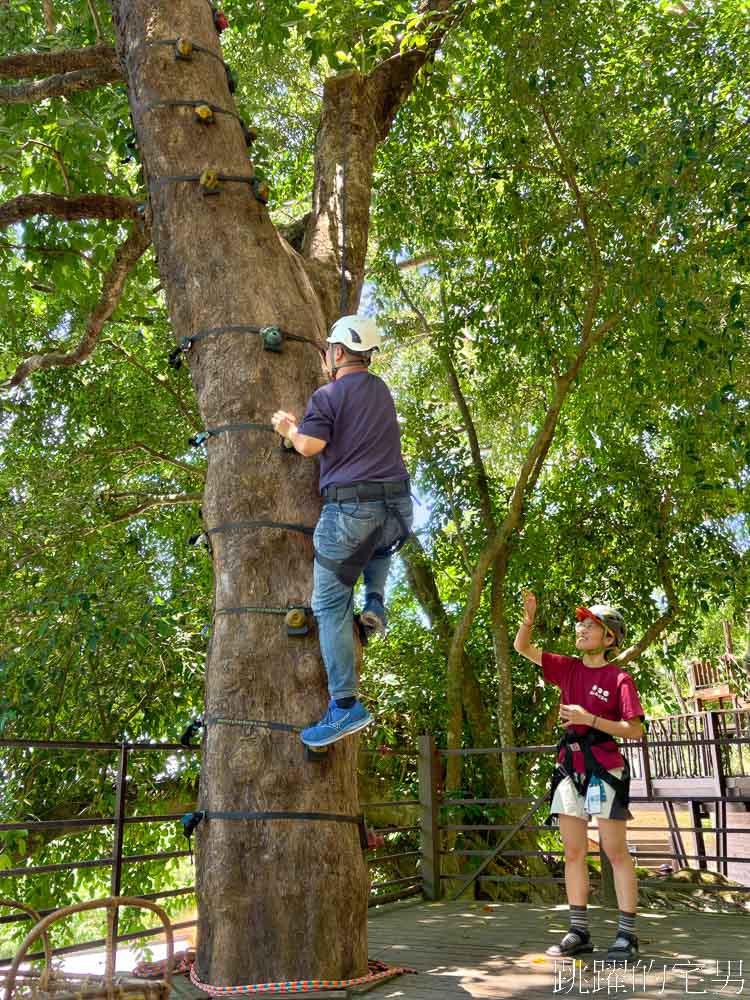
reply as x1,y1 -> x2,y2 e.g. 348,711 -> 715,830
327,344 -> 370,380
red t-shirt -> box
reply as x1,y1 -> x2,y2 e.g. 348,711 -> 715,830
541,652 -> 645,772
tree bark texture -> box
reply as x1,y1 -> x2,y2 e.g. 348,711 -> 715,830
112,0 -> 366,984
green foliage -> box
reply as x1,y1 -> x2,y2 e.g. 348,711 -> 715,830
1,0 -> 749,927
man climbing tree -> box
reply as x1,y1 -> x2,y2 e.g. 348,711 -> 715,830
272,314 -> 413,748
0,0 -> 465,987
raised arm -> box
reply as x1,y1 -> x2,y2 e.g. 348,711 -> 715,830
513,589 -> 543,666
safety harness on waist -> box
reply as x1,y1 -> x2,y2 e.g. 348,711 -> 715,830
313,481 -> 412,587
547,727 -> 631,820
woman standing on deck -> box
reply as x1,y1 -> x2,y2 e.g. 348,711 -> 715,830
514,591 -> 645,962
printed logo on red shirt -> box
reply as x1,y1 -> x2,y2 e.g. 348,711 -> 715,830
589,684 -> 610,702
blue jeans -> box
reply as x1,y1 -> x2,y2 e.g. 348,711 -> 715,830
312,494 -> 414,700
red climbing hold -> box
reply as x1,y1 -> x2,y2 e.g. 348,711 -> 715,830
366,828 -> 385,849
214,9 -> 229,31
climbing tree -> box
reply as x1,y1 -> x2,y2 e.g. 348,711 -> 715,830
2,0 -> 749,980
1,0 -> 470,985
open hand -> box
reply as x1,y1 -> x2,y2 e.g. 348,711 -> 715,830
559,703 -> 591,727
521,589 -> 537,624
271,410 -> 297,439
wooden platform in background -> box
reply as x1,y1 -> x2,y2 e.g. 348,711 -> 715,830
170,898 -> 750,1000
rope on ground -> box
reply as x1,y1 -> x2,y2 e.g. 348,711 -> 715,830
189,958 -> 417,995
132,953 -> 417,993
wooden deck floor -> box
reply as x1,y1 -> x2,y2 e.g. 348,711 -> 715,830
171,898 -> 750,1000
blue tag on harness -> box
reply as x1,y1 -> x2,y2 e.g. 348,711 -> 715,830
585,776 -> 603,815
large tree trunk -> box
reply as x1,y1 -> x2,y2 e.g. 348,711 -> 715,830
112,0 -> 367,983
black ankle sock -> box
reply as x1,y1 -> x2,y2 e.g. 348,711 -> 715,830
336,697 -> 356,709
569,904 -> 588,934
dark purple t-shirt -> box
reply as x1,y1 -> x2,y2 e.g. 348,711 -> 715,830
297,371 -> 408,492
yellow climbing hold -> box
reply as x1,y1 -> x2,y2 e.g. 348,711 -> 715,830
195,104 -> 215,124
175,37 -> 194,60
285,608 -> 307,630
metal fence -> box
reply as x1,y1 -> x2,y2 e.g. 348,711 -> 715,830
3,717 -> 750,966
0,737 -> 422,966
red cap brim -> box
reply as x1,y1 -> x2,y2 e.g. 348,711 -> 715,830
575,606 -> 600,624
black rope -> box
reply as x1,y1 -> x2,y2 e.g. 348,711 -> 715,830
188,423 -> 274,447
199,810 -> 360,824
204,715 -> 302,734
153,172 -> 254,191
169,325 -> 323,368
189,324 -> 317,349
180,718 -> 204,747
138,38 -> 226,67
214,605 -> 312,617
205,520 -> 315,538
144,99 -> 242,124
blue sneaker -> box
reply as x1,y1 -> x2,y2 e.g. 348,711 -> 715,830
360,595 -> 387,637
301,700 -> 373,747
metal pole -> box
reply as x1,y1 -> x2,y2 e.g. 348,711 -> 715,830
110,744 -> 129,963
418,732 -> 441,900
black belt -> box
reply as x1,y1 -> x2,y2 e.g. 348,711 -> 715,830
322,480 -> 410,502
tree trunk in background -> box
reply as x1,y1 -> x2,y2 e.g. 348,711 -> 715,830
112,0 -> 367,982
402,537 -> 505,796
491,553 -> 556,901
490,553 -> 520,797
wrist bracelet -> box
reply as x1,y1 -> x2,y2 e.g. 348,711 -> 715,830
522,619 -> 534,627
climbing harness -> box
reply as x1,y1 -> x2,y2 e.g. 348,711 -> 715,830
547,727 -> 632,824
189,959 -> 416,996
168,325 -> 322,369
314,482 -> 412,587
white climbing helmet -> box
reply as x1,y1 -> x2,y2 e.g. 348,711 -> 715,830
327,315 -> 382,353
575,604 -> 626,648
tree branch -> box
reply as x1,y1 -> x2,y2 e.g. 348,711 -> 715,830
100,339 -> 202,431
302,0 -> 468,322
617,498 -> 680,666
0,193 -> 140,229
444,310 -> 621,688
0,66 -> 122,103
21,140 -> 71,193
538,101 -> 601,276
0,238 -> 92,264
94,492 -> 202,531
0,44 -> 120,79
85,0 -> 105,43
3,226 -> 150,390
91,444 -> 202,477
398,274 -> 495,530
369,0 -> 471,139
42,0 -> 55,34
